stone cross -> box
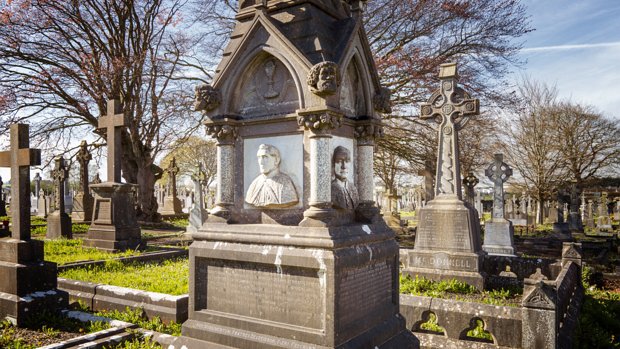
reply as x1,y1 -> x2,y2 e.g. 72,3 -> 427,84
34,172 -> 42,198
419,63 -> 479,199
462,171 -> 479,207
98,99 -> 126,183
166,157 -> 179,197
599,192 -> 609,217
51,156 -> 69,214
76,140 -> 92,193
485,154 -> 512,220
0,124 -> 41,239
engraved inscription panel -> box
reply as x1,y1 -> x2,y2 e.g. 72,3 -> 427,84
338,261 -> 393,327
409,252 -> 479,272
416,209 -> 471,251
94,199 -> 112,224
206,260 -> 323,329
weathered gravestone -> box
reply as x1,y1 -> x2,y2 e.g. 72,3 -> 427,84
462,171 -> 478,209
552,190 -> 570,239
567,180 -> 583,234
160,157 -> 182,215
47,156 -> 72,239
482,153 -> 516,256
0,124 -> 67,325
186,166 -> 208,234
172,1 -> 415,348
402,63 -> 485,289
83,99 -> 142,252
584,199 -> 595,229
37,190 -> 48,217
596,191 -> 613,234
0,177 -> 6,218
72,140 -> 94,222
614,198 -> 620,221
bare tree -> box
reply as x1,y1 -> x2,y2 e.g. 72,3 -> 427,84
0,0 -> 206,221
500,79 -> 565,223
552,102 -> 620,186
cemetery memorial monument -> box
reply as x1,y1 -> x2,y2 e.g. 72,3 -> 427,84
402,62 -> 486,289
462,171 -> 478,209
186,166 -> 208,234
72,140 -> 94,222
0,124 -> 67,325
482,153 -> 516,256
173,1 -> 415,348
552,191 -> 570,238
597,191 -> 612,233
567,180 -> 583,234
83,99 -> 142,252
161,157 -> 183,215
47,156 -> 72,239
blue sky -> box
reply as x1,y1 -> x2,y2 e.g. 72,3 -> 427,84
513,0 -> 620,118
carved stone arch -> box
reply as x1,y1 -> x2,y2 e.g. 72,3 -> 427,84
339,50 -> 371,118
226,46 -> 304,118
459,317 -> 495,344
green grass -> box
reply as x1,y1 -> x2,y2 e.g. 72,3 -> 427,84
400,274 -> 522,307
162,216 -> 189,229
94,307 -> 182,336
466,319 -> 494,342
59,258 -> 189,295
44,238 -> 143,265
418,312 -> 445,333
107,335 -> 163,349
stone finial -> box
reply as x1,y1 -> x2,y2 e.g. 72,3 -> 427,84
499,265 -> 517,278
307,61 -> 339,97
194,84 -> 221,112
92,173 -> 102,184
373,87 -> 392,114
297,112 -> 342,134
528,268 -> 548,281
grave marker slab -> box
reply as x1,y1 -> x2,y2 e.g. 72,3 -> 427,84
482,153 -> 516,256
72,140 -> 94,222
47,156 -> 72,239
160,157 -> 182,215
402,63 -> 485,289
596,192 -> 613,234
0,124 -> 67,325
186,166 -> 208,234
567,180 -> 583,233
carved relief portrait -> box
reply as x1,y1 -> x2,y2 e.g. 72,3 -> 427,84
245,144 -> 299,209
193,84 -> 221,112
331,146 -> 359,210
307,61 -> 339,97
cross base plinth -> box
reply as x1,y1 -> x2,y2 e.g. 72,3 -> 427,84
0,238 -> 68,326
46,211 -> 72,239
160,196 -> 183,216
403,195 -> 486,290
483,219 -> 516,257
173,223 -> 417,349
71,192 -> 93,223
83,183 -> 143,252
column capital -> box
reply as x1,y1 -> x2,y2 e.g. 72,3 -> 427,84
354,121 -> 383,145
297,109 -> 342,135
205,119 -> 239,145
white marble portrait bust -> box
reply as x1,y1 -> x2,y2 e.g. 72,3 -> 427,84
245,144 -> 299,208
331,145 -> 359,209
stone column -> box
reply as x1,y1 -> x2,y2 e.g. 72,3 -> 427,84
297,110 -> 342,227
354,122 -> 382,222
205,121 -> 238,222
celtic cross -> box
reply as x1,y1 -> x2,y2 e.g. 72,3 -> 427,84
76,140 -> 92,194
419,63 -> 479,199
485,153 -> 512,219
51,156 -> 70,212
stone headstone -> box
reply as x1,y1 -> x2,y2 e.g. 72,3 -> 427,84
402,63 -> 485,289
596,191 -> 612,234
172,2 -> 414,348
72,140 -> 94,222
0,124 -> 67,325
584,199 -> 595,229
47,156 -> 72,239
160,157 -> 182,215
462,171 -> 478,209
614,198 -> 620,221
567,181 -> 583,233
83,99 -> 142,252
552,191 -> 571,239
482,153 -> 515,256
186,167 -> 208,234
37,190 -> 48,217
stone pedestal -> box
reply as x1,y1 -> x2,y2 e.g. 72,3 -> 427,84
482,219 -> 515,256
160,195 -> 182,216
173,223 -> 415,348
46,210 -> 72,239
0,239 -> 67,326
71,192 -> 93,223
83,183 -> 143,252
403,196 -> 485,289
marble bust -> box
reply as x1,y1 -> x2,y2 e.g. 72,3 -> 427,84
245,144 -> 299,208
331,146 -> 359,209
